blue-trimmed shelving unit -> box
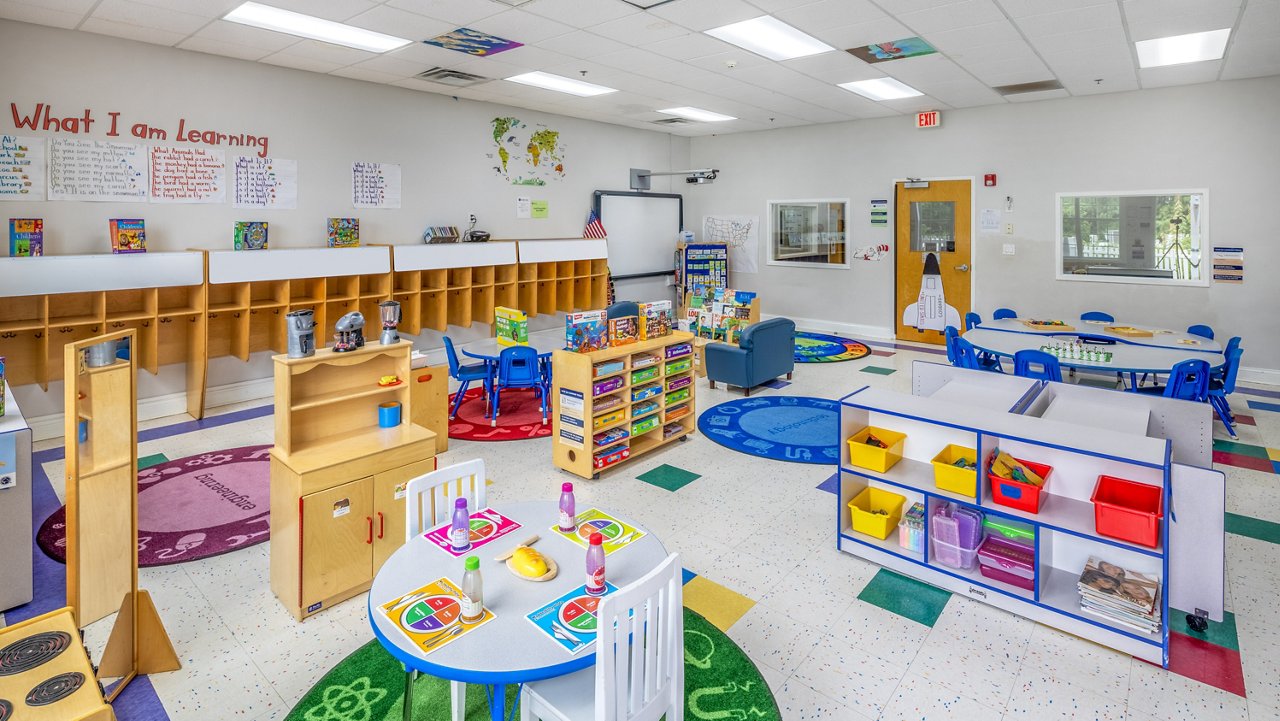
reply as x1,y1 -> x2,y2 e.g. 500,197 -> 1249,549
836,363 -> 1225,668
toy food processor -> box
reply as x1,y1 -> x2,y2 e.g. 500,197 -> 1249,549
285,309 -> 316,358
333,311 -> 365,352
378,300 -> 401,345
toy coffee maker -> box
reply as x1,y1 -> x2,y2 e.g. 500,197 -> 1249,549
378,300 -> 401,345
333,311 -> 365,352
285,309 -> 316,358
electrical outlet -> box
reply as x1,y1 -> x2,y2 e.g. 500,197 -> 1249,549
1003,223 -> 1014,235
1003,243 -> 1015,256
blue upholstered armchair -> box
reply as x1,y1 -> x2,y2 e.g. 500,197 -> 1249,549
705,317 -> 796,396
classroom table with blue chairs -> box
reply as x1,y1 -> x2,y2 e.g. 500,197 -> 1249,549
459,329 -> 563,422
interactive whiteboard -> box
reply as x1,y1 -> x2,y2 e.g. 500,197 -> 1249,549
594,190 -> 683,278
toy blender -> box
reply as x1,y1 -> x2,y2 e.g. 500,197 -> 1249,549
378,300 -> 401,345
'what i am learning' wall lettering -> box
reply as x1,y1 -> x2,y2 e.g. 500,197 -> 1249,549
9,102 -> 270,158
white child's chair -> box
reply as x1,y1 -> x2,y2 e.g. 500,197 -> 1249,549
403,459 -> 487,721
521,553 -> 684,721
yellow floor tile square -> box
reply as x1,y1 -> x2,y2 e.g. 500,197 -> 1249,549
683,576 -> 756,632
1267,447 -> 1280,462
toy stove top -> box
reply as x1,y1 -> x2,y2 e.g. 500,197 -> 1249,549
0,699 -> 11,721
25,672 -> 84,706
0,632 -> 71,677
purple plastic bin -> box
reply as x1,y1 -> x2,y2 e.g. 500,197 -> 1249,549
977,536 -> 1035,591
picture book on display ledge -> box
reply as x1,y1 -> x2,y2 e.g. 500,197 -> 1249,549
9,218 -> 42,256
327,217 -> 360,247
109,218 -> 146,254
233,221 -> 268,250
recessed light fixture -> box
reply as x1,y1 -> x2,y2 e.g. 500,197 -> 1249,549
838,77 -> 923,101
223,2 -> 411,53
658,107 -> 736,122
1135,28 -> 1231,68
505,71 -> 617,97
705,16 -> 834,62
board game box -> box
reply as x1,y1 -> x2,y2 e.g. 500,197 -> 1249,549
495,306 -> 529,346
327,217 -> 360,247
638,300 -> 673,340
233,221 -> 268,250
609,316 -> 639,346
566,310 -> 607,353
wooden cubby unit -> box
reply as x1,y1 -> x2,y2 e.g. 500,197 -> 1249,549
551,330 -> 696,479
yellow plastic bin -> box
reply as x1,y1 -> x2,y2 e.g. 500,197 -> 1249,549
931,444 -> 978,498
847,427 -> 907,473
848,487 -> 907,540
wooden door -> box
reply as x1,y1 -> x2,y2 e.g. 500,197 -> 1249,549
301,477 -> 373,609
372,459 -> 436,572
895,180 -> 972,345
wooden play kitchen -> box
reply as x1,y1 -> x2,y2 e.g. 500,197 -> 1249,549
551,331 -> 697,479
268,339 -> 437,620
0,607 -> 115,721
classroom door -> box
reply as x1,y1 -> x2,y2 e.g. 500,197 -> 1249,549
895,180 -> 972,345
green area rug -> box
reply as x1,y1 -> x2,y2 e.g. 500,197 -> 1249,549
285,608 -> 778,721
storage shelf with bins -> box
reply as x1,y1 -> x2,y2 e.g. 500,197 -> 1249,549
551,331 -> 696,479
835,362 -> 1226,668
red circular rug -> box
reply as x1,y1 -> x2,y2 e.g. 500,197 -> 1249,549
449,387 -> 552,442
37,445 -> 271,567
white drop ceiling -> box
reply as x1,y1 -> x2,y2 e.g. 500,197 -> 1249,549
3,0 -> 1277,136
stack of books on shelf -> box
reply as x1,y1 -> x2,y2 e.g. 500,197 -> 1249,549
1076,556 -> 1162,634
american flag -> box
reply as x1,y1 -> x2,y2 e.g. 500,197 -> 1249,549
583,210 -> 608,239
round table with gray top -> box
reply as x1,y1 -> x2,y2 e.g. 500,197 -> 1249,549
369,500 -> 667,721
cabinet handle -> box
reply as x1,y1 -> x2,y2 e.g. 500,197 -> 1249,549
377,512 -> 385,540
366,516 -> 373,544
418,374 -> 432,383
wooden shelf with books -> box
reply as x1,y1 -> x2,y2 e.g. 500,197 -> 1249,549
551,330 -> 696,480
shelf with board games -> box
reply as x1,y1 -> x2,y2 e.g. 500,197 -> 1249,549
834,362 -> 1228,668
552,330 -> 696,479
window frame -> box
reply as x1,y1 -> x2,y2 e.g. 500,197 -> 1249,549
765,198 -> 852,269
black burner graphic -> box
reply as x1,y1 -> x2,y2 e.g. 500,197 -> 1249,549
0,699 -> 12,721
0,632 -> 71,676
26,672 -> 85,706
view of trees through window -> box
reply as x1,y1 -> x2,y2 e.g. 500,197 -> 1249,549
1059,192 -> 1203,282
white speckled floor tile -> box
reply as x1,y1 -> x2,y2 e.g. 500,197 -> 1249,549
909,629 -> 1020,709
1127,656 -> 1250,721
1238,614 -> 1280,709
757,566 -> 856,629
726,603 -> 823,677
774,677 -> 874,721
1023,624 -> 1134,697
927,594 -> 1033,658
878,671 -> 1004,721
831,599 -> 930,668
1004,665 -> 1127,720
790,635 -> 906,718
1249,700 -> 1280,721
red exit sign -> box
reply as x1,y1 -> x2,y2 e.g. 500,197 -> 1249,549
916,110 -> 941,128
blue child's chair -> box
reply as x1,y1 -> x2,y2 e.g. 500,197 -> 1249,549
444,336 -> 492,420
705,318 -> 796,396
992,308 -> 1017,320
1081,311 -> 1115,323
1209,344 -> 1242,438
1014,349 -> 1063,383
490,345 -> 548,426
605,301 -> 639,320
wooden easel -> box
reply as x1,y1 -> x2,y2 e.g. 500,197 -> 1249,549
64,329 -> 180,700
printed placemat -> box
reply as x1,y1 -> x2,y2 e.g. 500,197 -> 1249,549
378,577 -> 495,655
551,508 -> 645,555
425,508 -> 522,558
527,582 -> 618,654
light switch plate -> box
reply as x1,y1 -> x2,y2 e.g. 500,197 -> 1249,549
1003,223 -> 1014,235
1003,243 -> 1015,256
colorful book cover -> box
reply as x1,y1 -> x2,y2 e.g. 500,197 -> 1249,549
608,316 -> 639,347
233,221 -> 268,250
565,310 -> 607,353
551,508 -> 646,555
327,217 -> 360,248
422,507 -> 522,558
109,218 -> 146,254
494,306 -> 529,347
9,218 -> 42,256
526,583 -> 618,655
378,576 -> 495,653
638,300 -> 673,340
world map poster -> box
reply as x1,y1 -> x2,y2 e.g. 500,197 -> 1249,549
489,116 -> 566,186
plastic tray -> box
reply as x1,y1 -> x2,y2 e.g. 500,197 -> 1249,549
988,457 -> 1053,514
847,427 -> 906,473
848,487 -> 906,540
932,536 -> 979,570
1091,475 -> 1163,548
932,444 -> 978,498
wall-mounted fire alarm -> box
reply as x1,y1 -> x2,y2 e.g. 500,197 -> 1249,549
984,174 -> 997,187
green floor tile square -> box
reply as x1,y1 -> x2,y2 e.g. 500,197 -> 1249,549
637,464 -> 701,492
1213,439 -> 1270,459
857,569 -> 950,627
859,366 -> 897,376
138,453 -> 168,470
1171,608 -> 1240,651
1225,512 -> 1280,545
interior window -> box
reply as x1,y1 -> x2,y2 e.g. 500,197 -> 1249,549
767,199 -> 850,268
1057,191 -> 1205,284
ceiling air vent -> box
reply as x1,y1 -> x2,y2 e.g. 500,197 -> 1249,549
992,79 -> 1063,96
652,118 -> 691,125
415,67 -> 489,87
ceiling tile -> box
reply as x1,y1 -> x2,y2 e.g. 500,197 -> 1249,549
345,6 -> 455,40
783,50 -> 876,82
641,32 -> 733,60
810,16 -> 913,49
330,65 -> 403,84
1030,24 -> 1128,53
177,35 -> 273,61
259,0 -> 379,22
880,94 -> 950,113
684,49 -> 772,73
1221,39 -> 1280,79
348,54 -> 430,77
946,39 -> 1042,67
1123,4 -> 1243,42
1233,1 -> 1280,40
260,50 -> 352,74
920,78 -> 1005,106
1014,3 -> 1123,37
1139,60 -> 1223,88
125,0 -> 242,18
1058,73 -> 1139,94
996,0 -> 1115,18
0,0 -> 85,28
926,20 -> 1024,51
895,0 -> 1006,35
648,0 -> 762,32
6,0 -> 95,13
880,54 -> 975,84
440,55 -> 525,80
588,12 -> 691,46
382,41 -> 479,67
774,0 -> 887,33
269,39 -> 375,66
520,0 -> 639,27
1004,87 -> 1069,102
91,0 -> 210,35
188,19 -> 302,52
487,44 -> 576,72
467,8 -> 576,44
746,0 -> 833,11
79,17 -> 187,45
384,0 -> 505,26
535,30 -> 630,59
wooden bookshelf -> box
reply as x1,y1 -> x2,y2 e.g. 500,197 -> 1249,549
551,331 -> 696,480
269,340 -> 437,620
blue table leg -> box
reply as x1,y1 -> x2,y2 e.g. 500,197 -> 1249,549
487,683 -> 507,721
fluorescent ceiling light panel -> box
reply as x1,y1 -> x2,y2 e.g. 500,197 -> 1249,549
705,16 -> 834,61
1135,28 -> 1231,68
505,71 -> 617,97
658,107 -> 736,122
838,77 -> 923,101
223,2 -> 411,53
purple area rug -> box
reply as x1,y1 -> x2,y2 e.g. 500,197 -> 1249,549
37,445 -> 272,567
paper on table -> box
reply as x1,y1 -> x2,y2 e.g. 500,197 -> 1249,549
233,156 -> 297,209
0,135 -> 46,201
352,161 -> 402,209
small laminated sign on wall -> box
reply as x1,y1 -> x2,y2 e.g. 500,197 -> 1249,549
1212,247 -> 1243,284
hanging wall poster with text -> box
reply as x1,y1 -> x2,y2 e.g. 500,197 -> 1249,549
233,156 -> 297,209
149,146 -> 226,203
48,138 -> 147,202
352,161 -> 401,209
0,135 -> 46,201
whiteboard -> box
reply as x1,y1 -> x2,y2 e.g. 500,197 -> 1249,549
596,191 -> 683,277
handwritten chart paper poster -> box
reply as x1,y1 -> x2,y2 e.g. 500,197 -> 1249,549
0,135 -> 46,201
352,161 -> 401,209
149,146 -> 226,203
48,138 -> 147,202
233,156 -> 297,209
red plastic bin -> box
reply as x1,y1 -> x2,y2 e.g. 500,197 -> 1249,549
1091,475 -> 1164,548
988,457 -> 1053,514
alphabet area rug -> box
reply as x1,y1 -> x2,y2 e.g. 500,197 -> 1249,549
36,445 -> 271,567
697,396 -> 839,464
793,331 -> 872,363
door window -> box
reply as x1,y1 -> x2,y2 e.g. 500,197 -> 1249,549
910,201 -> 956,253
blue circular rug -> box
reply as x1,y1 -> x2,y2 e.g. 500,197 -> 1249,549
794,331 -> 871,363
697,396 -> 840,464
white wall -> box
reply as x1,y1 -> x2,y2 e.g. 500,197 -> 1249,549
687,77 -> 1280,378
1,20 -> 690,420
